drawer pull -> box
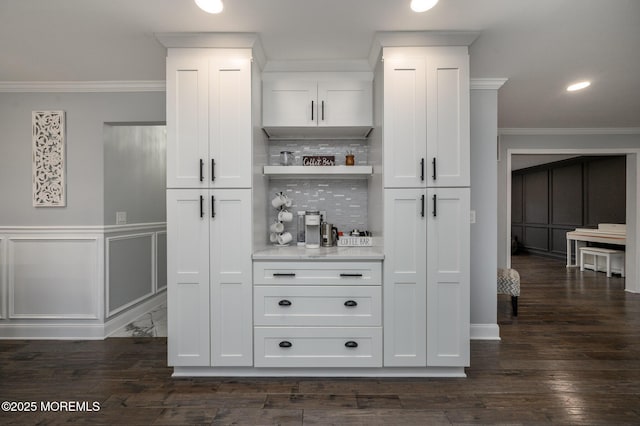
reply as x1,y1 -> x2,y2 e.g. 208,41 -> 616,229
273,273 -> 296,277
279,341 -> 292,348
278,299 -> 292,307
344,300 -> 358,307
339,273 -> 363,278
345,341 -> 358,349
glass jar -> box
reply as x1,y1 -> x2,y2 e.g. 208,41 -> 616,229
280,151 -> 294,166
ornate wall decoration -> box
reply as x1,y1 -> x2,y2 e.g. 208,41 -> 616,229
32,111 -> 66,207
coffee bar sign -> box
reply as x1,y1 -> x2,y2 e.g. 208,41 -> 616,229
303,155 -> 335,166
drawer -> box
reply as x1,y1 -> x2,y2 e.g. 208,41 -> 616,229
254,327 -> 382,368
253,261 -> 382,286
254,286 -> 381,326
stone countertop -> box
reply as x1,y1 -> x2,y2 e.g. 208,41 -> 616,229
252,245 -> 384,260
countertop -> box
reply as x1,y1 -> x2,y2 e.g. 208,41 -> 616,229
252,244 -> 384,260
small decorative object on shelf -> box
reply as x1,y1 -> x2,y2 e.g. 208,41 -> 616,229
303,155 -> 335,166
345,151 -> 355,166
270,192 -> 293,246
338,229 -> 373,246
279,151 -> 294,166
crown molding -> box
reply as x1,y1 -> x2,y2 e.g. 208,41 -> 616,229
368,31 -> 481,69
499,128 -> 640,136
0,80 -> 165,93
470,78 -> 508,90
155,32 -> 266,70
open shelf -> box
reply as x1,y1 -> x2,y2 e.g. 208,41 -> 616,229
263,165 -> 373,179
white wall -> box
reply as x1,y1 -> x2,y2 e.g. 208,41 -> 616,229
0,92 -> 165,226
469,88 -> 499,338
103,124 -> 167,226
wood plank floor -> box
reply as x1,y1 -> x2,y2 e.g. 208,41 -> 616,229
1,254 -> 639,425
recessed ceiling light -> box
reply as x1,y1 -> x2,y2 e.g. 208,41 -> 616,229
195,0 -> 223,14
411,0 -> 439,13
567,81 -> 591,92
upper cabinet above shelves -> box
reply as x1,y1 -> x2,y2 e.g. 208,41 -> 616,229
262,72 -> 373,139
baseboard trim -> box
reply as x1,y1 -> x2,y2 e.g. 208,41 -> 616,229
173,366 -> 467,378
0,323 -> 106,340
470,323 -> 501,340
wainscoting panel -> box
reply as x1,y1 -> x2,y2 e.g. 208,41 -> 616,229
8,237 -> 101,319
156,231 -> 167,292
106,233 -> 155,317
0,237 -> 5,319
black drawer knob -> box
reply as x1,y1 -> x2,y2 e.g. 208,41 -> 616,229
278,299 -> 292,307
345,341 -> 358,348
279,341 -> 292,348
344,300 -> 358,307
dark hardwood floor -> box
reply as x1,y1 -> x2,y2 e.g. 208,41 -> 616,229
1,254 -> 639,425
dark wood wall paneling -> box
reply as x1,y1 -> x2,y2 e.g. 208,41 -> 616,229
511,156 -> 626,259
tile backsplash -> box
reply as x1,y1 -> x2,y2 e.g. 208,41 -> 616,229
268,179 -> 368,236
266,139 -> 370,237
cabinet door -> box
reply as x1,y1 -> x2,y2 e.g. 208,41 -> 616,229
426,188 -> 470,367
262,79 -> 317,127
210,189 -> 253,366
209,58 -> 252,188
166,57 -> 209,188
383,188 -> 427,366
383,55 -> 427,188
317,80 -> 372,127
426,49 -> 470,187
167,189 -> 210,366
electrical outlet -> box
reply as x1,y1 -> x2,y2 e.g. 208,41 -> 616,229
470,210 -> 476,224
116,211 -> 127,225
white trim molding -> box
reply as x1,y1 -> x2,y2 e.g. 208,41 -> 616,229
500,128 -> 640,136
0,80 -> 166,93
0,236 -> 5,319
470,78 -> 508,90
470,324 -> 501,340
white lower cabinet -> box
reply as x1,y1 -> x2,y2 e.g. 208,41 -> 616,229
253,261 -> 382,368
383,187 -> 470,368
167,188 -> 252,367
254,327 -> 382,368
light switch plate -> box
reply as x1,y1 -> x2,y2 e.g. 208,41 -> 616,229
116,211 -> 127,225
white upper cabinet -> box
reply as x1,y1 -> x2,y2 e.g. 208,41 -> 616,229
262,73 -> 373,138
383,47 -> 470,188
167,50 -> 252,189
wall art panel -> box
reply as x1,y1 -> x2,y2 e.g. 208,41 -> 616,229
32,110 -> 66,206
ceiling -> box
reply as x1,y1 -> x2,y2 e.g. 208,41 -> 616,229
1,0 -> 639,128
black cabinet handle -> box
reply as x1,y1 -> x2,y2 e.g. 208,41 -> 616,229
199,159 -> 204,182
432,194 -> 437,217
420,158 -> 425,181
344,300 -> 358,307
273,273 -> 296,277
421,194 -> 425,218
432,157 -> 437,181
345,341 -> 358,348
279,341 -> 292,348
211,158 -> 215,182
321,100 -> 325,121
199,195 -> 204,218
311,100 -> 314,121
211,195 -> 215,218
339,273 -> 363,277
278,300 -> 292,306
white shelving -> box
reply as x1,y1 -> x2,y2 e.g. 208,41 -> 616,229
263,165 -> 372,179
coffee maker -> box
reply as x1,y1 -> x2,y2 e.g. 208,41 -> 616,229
304,210 -> 321,249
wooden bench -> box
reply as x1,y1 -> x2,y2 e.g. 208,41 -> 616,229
579,247 -> 625,278
497,268 -> 520,316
